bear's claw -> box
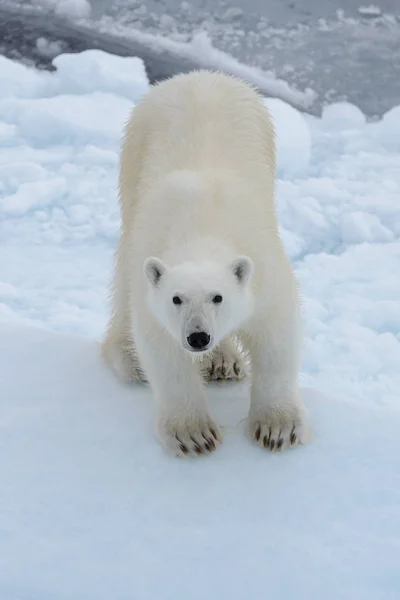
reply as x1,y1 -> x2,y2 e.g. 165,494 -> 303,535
161,418 -> 222,457
249,405 -> 307,452
202,340 -> 248,382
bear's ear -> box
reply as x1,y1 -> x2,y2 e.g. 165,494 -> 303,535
144,257 -> 166,287
230,256 -> 253,285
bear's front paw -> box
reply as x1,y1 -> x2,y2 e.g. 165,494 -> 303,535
158,413 -> 222,458
248,404 -> 308,452
202,341 -> 248,382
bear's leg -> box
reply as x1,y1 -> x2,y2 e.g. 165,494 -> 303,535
102,235 -> 146,383
102,333 -> 146,383
243,315 -> 308,452
134,323 -> 222,457
201,336 -> 249,382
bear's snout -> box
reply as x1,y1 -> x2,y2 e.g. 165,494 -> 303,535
187,331 -> 210,351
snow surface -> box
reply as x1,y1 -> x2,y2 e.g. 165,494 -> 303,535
1,49 -> 400,599
264,97 -> 312,177
1,321 -> 400,599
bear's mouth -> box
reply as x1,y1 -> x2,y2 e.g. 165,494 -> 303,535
186,346 -> 211,354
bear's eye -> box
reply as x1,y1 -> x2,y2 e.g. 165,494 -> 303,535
172,295 -> 182,305
212,295 -> 223,304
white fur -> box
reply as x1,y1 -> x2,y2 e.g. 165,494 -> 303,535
102,70 -> 308,457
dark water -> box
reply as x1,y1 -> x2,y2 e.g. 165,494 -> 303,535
1,0 -> 400,117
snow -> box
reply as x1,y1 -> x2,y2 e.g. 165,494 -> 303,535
1,322 -> 400,600
264,97 -> 312,177
51,51 -> 148,102
1,49 -> 400,598
321,101 -> 366,128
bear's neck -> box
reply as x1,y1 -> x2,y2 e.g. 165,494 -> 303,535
162,235 -> 237,267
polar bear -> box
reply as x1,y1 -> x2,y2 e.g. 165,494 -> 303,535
102,70 -> 308,457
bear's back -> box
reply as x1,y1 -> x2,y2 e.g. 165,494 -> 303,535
121,71 -> 283,279
132,70 -> 275,181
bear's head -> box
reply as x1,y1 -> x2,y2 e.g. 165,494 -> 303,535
144,256 -> 254,354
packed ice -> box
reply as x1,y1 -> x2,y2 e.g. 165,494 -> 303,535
1,49 -> 399,599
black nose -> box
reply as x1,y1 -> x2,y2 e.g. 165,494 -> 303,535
187,331 -> 210,350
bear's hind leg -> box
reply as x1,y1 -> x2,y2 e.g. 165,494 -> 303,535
102,334 -> 146,383
102,234 -> 146,383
